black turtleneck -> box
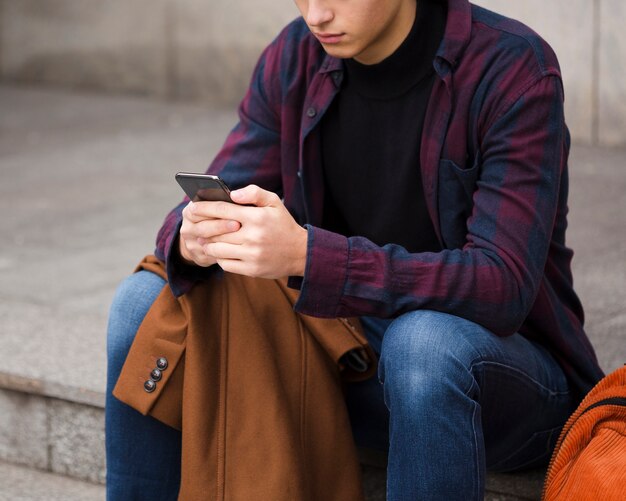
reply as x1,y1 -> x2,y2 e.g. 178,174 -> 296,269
321,0 -> 446,253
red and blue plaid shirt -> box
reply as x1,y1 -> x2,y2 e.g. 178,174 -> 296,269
156,0 -> 603,396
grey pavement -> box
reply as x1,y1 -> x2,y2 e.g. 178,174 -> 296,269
0,460 -> 104,501
0,83 -> 625,499
0,84 -> 237,406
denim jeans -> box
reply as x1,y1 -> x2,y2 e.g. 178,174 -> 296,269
106,271 -> 575,500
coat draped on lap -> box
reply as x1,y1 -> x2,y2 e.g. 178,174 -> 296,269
113,255 -> 376,501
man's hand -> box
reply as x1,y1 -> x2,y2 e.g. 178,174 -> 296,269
178,202 -> 241,267
180,185 -> 308,279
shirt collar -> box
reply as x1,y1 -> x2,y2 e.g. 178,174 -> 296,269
317,0 -> 472,77
434,0 -> 472,72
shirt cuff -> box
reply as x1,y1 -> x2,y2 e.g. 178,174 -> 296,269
164,221 -> 218,297
293,225 -> 349,318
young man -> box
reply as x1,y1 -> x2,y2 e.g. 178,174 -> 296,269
106,0 -> 604,499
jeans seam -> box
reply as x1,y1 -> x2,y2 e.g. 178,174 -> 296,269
468,360 -> 570,397
460,354 -> 483,396
471,402 -> 482,501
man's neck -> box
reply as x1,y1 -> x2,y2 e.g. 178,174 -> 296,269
353,0 -> 418,65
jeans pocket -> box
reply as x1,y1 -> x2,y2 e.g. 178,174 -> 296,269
488,426 -> 561,472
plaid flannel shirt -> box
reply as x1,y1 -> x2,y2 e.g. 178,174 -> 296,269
155,0 -> 603,397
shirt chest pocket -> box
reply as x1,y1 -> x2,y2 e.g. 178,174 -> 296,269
437,154 -> 481,250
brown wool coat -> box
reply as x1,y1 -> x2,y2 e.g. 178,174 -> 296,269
113,256 -> 377,501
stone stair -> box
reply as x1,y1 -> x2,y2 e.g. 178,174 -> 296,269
1,84 -> 624,500
0,460 -> 104,501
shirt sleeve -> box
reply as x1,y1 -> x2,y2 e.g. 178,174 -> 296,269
155,39 -> 283,296
294,75 -> 567,337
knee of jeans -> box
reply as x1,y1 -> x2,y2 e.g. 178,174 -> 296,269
107,271 -> 165,365
378,310 -> 480,403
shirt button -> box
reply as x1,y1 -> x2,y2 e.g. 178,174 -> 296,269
156,357 -> 168,370
144,380 -> 157,393
150,368 -> 163,382
306,107 -> 316,118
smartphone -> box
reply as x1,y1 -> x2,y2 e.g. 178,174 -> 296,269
175,172 -> 233,203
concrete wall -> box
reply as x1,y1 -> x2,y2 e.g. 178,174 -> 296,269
0,0 -> 624,146
473,0 -> 596,144
0,0 -> 299,104
474,0 -> 626,147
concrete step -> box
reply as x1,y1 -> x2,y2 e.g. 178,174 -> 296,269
0,460 -> 104,501
0,384 -> 543,500
0,388 -> 105,485
1,84 -> 625,500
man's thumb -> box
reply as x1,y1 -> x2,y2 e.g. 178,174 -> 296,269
230,185 -> 277,207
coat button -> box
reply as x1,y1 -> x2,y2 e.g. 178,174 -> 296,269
156,357 -> 168,370
150,368 -> 162,382
144,380 -> 157,393
306,107 -> 316,118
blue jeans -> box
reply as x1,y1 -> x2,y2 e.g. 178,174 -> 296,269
106,271 -> 575,500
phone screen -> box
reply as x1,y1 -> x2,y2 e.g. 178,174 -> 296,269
175,172 -> 233,203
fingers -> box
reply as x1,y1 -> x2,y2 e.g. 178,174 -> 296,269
180,217 -> 240,244
179,201 -> 242,268
181,202 -> 240,235
203,241 -> 247,261
178,233 -> 216,268
230,185 -> 281,207
198,230 -> 241,246
184,200 -> 245,222
183,186 -> 280,223
183,201 -> 236,223
214,258 -> 254,277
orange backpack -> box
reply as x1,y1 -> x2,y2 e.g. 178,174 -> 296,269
542,365 -> 626,500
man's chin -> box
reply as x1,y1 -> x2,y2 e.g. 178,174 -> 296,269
319,44 -> 358,60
